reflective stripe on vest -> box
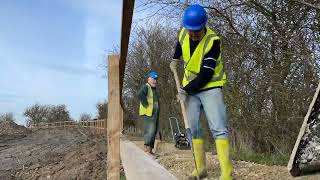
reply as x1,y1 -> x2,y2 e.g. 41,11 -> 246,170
139,83 -> 153,117
179,27 -> 227,89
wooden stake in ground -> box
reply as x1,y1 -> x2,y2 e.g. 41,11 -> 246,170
107,55 -> 121,180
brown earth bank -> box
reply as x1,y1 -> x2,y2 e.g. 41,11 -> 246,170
0,127 -> 107,180
0,120 -> 31,143
1,126 -> 320,180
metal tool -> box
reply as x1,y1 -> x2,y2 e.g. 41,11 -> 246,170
169,117 -> 191,150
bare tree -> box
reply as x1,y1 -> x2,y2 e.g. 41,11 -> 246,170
24,104 -> 71,125
131,0 -> 320,154
291,0 -> 320,10
79,113 -> 92,121
123,20 -> 186,138
46,104 -> 71,122
96,101 -> 108,120
24,104 -> 48,125
0,112 -> 15,122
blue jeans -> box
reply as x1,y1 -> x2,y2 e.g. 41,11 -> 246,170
186,88 -> 229,139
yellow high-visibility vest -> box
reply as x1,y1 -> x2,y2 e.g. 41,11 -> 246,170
179,27 -> 227,89
139,83 -> 153,117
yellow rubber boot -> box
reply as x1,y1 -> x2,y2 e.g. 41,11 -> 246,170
215,139 -> 233,180
188,138 -> 207,180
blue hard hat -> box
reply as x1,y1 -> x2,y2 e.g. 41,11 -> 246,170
183,4 -> 207,30
148,72 -> 158,79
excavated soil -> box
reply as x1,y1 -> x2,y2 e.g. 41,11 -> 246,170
0,127 -> 107,180
0,120 -> 31,143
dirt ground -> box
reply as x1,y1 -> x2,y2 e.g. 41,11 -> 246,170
131,138 -> 320,180
1,126 -> 320,180
0,128 -> 107,180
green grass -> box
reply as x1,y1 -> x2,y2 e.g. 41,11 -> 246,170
231,151 -> 290,166
120,175 -> 126,180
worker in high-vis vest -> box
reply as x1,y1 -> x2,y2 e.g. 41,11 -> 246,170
170,4 -> 233,180
138,71 -> 160,157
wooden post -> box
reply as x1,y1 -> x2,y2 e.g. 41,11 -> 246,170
120,106 -> 124,134
98,121 -> 100,134
107,55 -> 121,180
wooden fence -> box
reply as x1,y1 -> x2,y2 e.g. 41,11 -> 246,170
28,119 -> 106,134
28,120 -> 144,137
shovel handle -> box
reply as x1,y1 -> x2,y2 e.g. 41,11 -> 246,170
170,64 -> 190,129
170,63 -> 199,180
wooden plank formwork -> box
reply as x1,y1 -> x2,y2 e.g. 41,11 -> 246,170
288,81 -> 320,176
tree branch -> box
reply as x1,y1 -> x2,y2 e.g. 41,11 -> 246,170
291,0 -> 320,10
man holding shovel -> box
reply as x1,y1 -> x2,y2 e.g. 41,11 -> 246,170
170,4 -> 233,180
138,72 -> 160,158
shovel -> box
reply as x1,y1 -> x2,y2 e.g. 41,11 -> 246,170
170,61 -> 200,180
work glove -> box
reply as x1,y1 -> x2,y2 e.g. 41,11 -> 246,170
177,88 -> 188,102
170,59 -> 178,71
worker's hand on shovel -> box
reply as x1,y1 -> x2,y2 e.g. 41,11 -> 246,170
169,59 -> 178,71
170,60 -> 187,102
177,88 -> 188,102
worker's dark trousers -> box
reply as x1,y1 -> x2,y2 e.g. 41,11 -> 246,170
143,109 -> 159,149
